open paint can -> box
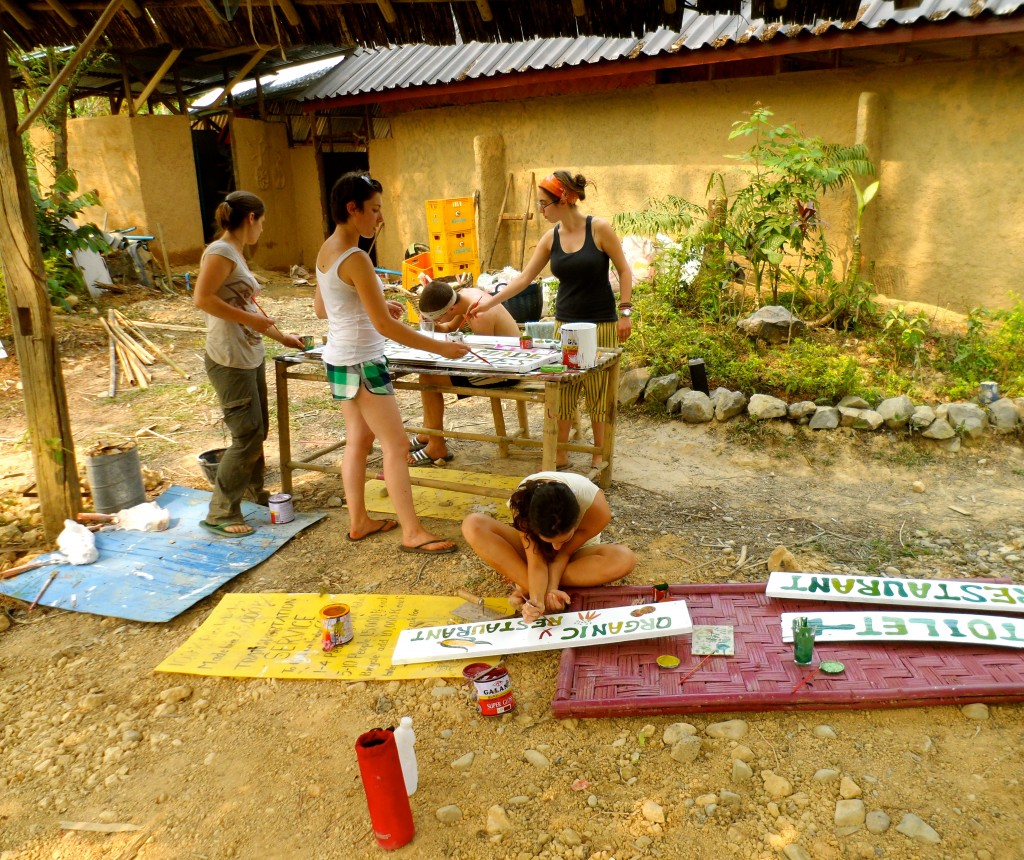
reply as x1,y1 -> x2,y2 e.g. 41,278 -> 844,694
463,663 -> 515,716
268,493 -> 294,524
320,603 -> 354,651
559,322 -> 597,369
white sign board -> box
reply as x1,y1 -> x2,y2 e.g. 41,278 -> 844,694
781,611 -> 1024,649
392,600 -> 692,665
383,338 -> 554,373
768,571 -> 1024,615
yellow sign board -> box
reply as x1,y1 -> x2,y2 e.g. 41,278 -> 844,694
155,592 -> 511,681
364,468 -> 521,523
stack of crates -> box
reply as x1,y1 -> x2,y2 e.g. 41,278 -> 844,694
426,197 -> 479,283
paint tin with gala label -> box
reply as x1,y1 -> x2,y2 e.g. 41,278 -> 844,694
464,663 -> 515,716
320,603 -> 354,651
268,493 -> 294,524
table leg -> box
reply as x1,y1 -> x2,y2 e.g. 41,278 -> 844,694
491,398 -> 509,458
542,380 -> 559,472
515,400 -> 530,438
597,353 -> 620,489
275,360 -> 293,494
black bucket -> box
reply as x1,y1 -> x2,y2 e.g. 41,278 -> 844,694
197,448 -> 226,486
501,281 -> 543,324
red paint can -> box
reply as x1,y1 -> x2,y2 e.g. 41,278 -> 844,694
464,663 -> 515,716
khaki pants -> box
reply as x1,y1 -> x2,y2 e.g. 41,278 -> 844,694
204,355 -> 268,524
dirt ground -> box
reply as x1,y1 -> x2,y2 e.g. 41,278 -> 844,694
1,277 -> 1023,860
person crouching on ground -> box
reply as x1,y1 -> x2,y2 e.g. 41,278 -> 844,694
461,471 -> 635,622
410,279 -> 520,466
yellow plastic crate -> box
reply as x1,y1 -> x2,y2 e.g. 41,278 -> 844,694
434,260 -> 479,283
426,197 -> 475,232
428,229 -> 477,266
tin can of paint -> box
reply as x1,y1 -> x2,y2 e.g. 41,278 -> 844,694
320,603 -> 354,651
301,334 -> 316,350
519,334 -> 534,349
464,663 -> 515,716
268,493 -> 294,524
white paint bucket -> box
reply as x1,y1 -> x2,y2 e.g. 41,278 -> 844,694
559,322 -> 598,369
268,493 -> 294,524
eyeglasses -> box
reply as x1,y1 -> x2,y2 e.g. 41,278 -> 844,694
537,198 -> 558,211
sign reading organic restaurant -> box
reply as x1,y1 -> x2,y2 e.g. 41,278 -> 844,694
768,571 -> 1024,614
780,611 -> 1024,649
391,600 -> 693,665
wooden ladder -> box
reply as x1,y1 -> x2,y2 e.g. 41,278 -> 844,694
485,172 -> 535,270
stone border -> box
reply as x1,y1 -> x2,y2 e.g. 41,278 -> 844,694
617,368 -> 1023,452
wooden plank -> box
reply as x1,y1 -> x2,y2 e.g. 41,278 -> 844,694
206,48 -> 269,112
767,571 -> 1024,615
0,41 -> 81,539
16,0 -> 124,135
44,0 -> 78,26
132,48 -> 181,114
392,600 -> 693,665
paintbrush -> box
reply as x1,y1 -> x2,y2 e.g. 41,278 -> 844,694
465,347 -> 496,367
28,569 -> 59,613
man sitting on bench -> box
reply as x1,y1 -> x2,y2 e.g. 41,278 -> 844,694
410,279 -> 520,466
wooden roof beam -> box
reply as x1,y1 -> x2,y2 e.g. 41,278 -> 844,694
475,0 -> 493,22
571,0 -> 586,16
376,0 -> 397,24
132,47 -> 181,113
123,0 -> 142,16
44,0 -> 78,27
17,0 -> 124,135
207,46 -> 269,111
0,0 -> 34,30
277,0 -> 300,26
665,0 -> 678,12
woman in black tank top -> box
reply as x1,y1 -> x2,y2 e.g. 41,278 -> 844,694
469,170 -> 634,470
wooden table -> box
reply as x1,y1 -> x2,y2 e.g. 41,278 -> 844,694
274,349 -> 622,498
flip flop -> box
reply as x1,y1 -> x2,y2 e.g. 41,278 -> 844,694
399,539 -> 457,555
408,447 -> 454,467
346,519 -> 398,542
200,520 -> 254,538
408,435 -> 427,452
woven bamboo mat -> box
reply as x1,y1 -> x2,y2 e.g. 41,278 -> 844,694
552,583 -> 1024,718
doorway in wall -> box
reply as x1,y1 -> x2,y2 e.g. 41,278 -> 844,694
321,151 -> 376,264
192,127 -> 234,243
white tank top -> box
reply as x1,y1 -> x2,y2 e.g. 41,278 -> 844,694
318,247 -> 386,366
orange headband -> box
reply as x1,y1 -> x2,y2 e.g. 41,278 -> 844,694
539,174 -> 579,206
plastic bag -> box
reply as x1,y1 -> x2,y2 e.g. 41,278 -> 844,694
57,519 -> 99,565
114,502 -> 170,532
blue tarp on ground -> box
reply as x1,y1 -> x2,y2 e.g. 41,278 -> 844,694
0,486 -> 324,623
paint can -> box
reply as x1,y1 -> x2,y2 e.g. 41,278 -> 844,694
463,663 -> 515,716
519,333 -> 534,349
320,603 -> 354,651
268,493 -> 294,524
301,334 -> 316,350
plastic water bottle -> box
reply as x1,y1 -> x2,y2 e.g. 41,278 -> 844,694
393,716 -> 418,796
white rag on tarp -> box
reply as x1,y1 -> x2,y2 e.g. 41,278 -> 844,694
56,520 -> 99,565
113,502 -> 170,532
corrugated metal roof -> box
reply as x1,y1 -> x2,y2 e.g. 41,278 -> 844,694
299,0 -> 1024,102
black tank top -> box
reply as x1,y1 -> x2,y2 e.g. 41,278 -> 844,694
549,216 -> 617,324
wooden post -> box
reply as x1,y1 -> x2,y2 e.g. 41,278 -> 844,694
0,45 -> 81,539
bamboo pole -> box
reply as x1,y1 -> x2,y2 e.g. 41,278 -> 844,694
106,311 -> 154,364
108,321 -> 117,397
113,310 -> 189,378
154,223 -> 176,294
128,321 -> 204,333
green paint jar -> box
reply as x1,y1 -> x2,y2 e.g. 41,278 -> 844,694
793,617 -> 815,665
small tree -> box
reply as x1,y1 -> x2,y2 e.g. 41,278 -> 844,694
714,105 -> 875,305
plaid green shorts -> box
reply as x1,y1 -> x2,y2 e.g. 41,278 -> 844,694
325,357 -> 394,400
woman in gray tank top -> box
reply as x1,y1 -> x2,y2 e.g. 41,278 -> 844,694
193,191 -> 303,538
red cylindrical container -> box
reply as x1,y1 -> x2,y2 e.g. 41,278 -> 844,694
355,728 -> 415,850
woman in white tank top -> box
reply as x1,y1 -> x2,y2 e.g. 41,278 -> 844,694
313,172 -> 469,554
